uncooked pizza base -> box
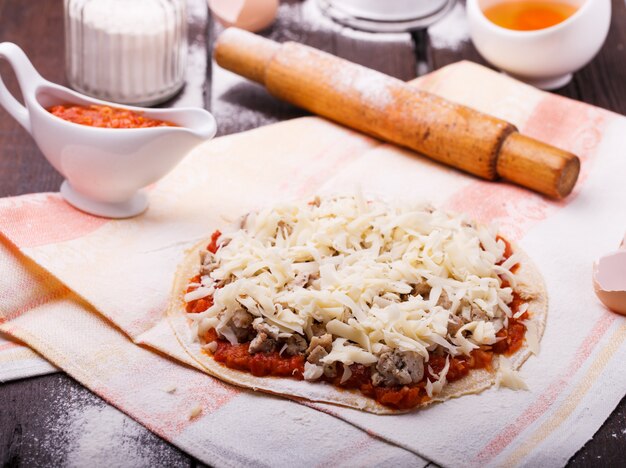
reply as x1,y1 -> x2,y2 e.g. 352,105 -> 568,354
168,237 -> 547,415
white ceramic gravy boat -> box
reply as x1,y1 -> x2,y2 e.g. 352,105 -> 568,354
0,42 -> 217,218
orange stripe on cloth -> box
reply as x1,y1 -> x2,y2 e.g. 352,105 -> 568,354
446,93 -> 612,241
1,285 -> 72,322
0,235 -> 74,321
0,346 -> 42,363
314,433 -> 376,468
282,130 -> 377,199
504,323 -> 626,465
88,358 -> 240,438
0,342 -> 19,351
0,193 -> 108,248
475,311 -> 617,463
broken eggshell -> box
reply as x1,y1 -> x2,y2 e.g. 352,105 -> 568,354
593,237 -> 626,316
208,0 -> 279,32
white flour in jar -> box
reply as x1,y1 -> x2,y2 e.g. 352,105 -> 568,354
65,0 -> 187,105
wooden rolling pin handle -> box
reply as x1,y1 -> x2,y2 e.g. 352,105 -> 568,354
214,30 -> 279,85
498,133 -> 580,199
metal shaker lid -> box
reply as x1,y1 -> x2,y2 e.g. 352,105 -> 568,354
317,0 -> 456,32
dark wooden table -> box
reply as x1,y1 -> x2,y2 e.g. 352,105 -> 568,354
1,1 -> 625,466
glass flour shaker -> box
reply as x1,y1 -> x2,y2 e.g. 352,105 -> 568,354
64,0 -> 187,106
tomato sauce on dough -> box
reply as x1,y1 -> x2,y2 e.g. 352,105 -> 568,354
48,104 -> 177,128
198,313 -> 526,410
187,232 -> 529,410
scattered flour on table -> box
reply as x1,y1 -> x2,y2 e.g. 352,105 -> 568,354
286,0 -> 410,44
428,2 -> 470,51
34,381 -> 182,467
175,42 -> 207,108
211,62 -> 249,104
168,0 -> 207,108
210,62 -> 277,135
187,0 -> 206,22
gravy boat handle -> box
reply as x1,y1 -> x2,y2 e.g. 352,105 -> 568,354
0,42 -> 46,134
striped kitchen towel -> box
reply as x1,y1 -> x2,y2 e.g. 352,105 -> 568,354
0,332 -> 56,381
1,61 -> 625,467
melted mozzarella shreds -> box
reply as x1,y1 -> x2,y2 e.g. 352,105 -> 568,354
496,357 -> 529,391
426,356 -> 450,398
189,196 -> 520,375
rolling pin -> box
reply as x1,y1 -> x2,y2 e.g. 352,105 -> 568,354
215,28 -> 580,199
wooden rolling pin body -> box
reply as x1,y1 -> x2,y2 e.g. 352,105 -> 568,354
215,28 -> 580,199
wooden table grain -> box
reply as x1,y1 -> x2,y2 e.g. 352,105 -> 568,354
1,0 -> 625,466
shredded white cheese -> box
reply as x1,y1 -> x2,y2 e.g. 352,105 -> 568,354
523,319 -> 540,355
184,286 -> 213,302
426,356 -> 450,398
303,362 -> 324,381
496,357 -> 529,391
202,341 -> 218,353
188,404 -> 203,420
187,196 -> 528,393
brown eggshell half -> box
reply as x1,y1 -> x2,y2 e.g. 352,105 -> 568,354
208,0 -> 278,32
593,250 -> 626,316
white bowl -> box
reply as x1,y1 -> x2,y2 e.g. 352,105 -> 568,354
322,0 -> 450,21
317,0 -> 457,32
467,0 -> 612,90
0,42 -> 217,218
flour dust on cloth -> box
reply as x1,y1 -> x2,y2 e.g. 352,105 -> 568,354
1,62 -> 626,467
